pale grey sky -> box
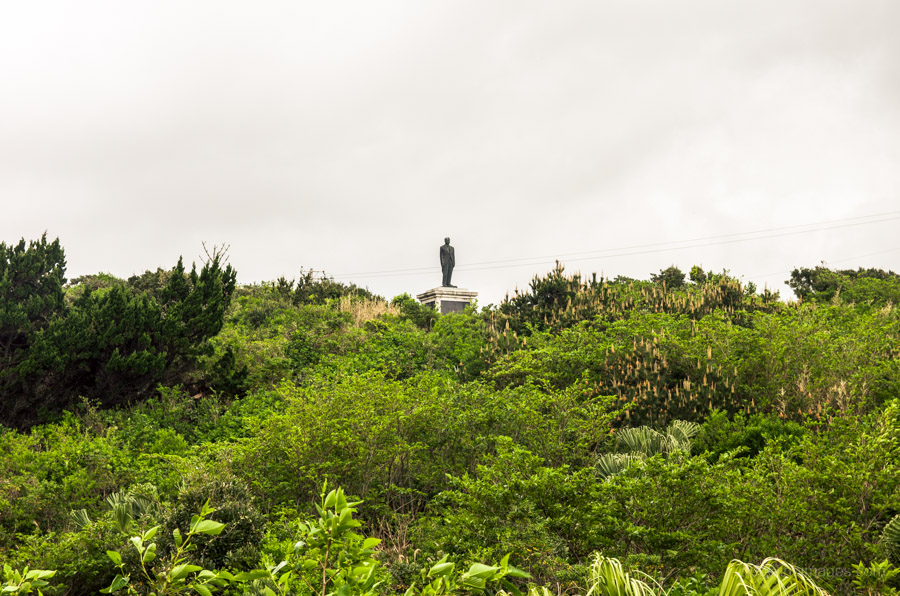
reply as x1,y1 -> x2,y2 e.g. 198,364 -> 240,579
2,1 -> 899,304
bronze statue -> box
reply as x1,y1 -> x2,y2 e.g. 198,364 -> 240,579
440,237 -> 455,287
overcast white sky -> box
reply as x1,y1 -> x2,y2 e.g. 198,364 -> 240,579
2,1 -> 899,304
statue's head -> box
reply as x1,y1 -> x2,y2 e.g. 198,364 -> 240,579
444,237 -> 450,245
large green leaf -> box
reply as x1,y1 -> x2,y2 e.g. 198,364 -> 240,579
191,520 -> 225,536
170,564 -> 203,581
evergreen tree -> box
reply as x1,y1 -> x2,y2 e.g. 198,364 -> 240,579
0,237 -> 237,427
788,265 -> 900,305
0,234 -> 67,406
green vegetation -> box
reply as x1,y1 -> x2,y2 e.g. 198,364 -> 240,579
2,239 -> 900,595
1,238 -> 236,427
788,266 -> 900,305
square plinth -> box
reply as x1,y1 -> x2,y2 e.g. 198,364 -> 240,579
416,287 -> 478,314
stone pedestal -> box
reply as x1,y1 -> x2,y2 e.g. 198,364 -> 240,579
416,287 -> 478,314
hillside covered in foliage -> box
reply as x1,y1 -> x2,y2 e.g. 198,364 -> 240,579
1,236 -> 899,596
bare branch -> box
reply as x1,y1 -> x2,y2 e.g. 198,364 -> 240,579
200,241 -> 231,265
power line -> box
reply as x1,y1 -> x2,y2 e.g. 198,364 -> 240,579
333,212 -> 900,280
750,246 -> 900,280
472,210 -> 900,268
465,215 -> 900,272
334,210 -> 900,277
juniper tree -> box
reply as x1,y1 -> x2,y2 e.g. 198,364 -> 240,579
0,236 -> 237,427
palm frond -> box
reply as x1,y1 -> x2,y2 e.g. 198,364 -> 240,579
665,420 -> 700,451
497,587 -> 554,596
127,491 -> 158,518
882,514 -> 900,564
616,421 -> 698,458
617,427 -> 666,457
105,491 -> 126,510
596,453 -> 644,479
69,508 -> 92,530
718,558 -> 829,596
586,554 -> 661,596
103,488 -> 160,533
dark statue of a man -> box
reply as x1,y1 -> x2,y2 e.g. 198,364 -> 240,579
440,237 -> 455,287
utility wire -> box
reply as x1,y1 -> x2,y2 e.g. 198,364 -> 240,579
750,246 -> 900,280
333,212 -> 900,280
464,215 -> 900,272
334,210 -> 900,276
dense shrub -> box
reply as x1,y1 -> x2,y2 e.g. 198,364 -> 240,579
1,236 -> 236,427
0,519 -> 121,596
486,304 -> 900,425
230,371 -> 616,524
695,409 -> 806,459
789,265 -> 900,305
159,478 -> 265,571
3,256 -> 899,596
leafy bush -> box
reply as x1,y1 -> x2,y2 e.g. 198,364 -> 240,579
101,500 -> 232,596
391,293 -> 439,330
694,410 -> 806,459
486,304 -> 900,426
231,371 -> 616,526
159,479 -> 265,571
1,566 -> 58,595
788,265 -> 900,306
414,439 -> 591,589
